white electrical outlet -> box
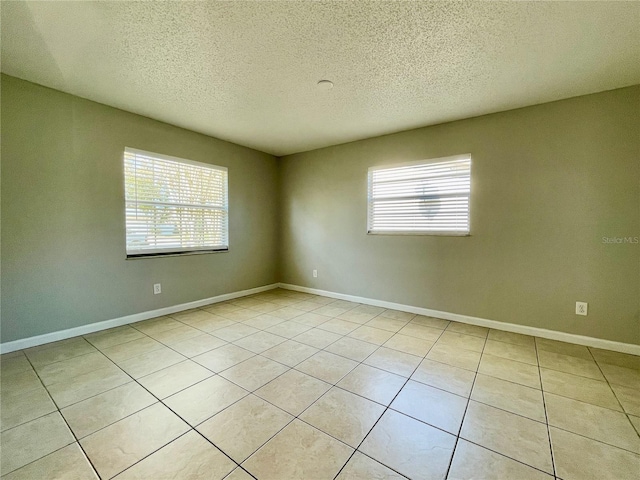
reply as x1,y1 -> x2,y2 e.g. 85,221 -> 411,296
154,283 -> 162,295
312,269 -> 318,278
576,301 -> 588,316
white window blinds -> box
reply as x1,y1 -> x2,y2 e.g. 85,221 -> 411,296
367,154 -> 471,235
124,148 -> 228,256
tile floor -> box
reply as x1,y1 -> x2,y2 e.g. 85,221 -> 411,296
1,288 -> 639,479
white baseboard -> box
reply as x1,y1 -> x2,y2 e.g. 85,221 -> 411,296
279,283 -> 640,356
0,283 -> 279,354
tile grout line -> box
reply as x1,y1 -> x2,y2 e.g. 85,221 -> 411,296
330,321 -> 450,480
442,329 -> 488,479
534,337 -> 558,479
17,353 -> 104,480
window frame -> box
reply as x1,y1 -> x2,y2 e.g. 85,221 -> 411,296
367,153 -> 472,237
123,147 -> 229,259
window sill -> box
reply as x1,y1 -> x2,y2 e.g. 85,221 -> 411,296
126,249 -> 229,260
367,231 -> 470,237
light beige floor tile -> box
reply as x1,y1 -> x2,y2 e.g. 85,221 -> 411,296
146,324 -> 202,345
114,430 -> 235,480
243,419 -> 353,480
213,323 -> 260,342
427,343 -> 482,372
1,412 -> 75,476
487,329 -> 535,347
317,318 -> 361,335
225,468 -> 255,480
379,309 -> 414,321
234,331 -> 287,353
545,392 -> 640,454
471,373 -> 546,422
360,409 -> 455,480
364,317 -> 407,332
364,347 -> 422,377
397,323 -> 442,342
599,362 -> 640,390
446,322 -> 489,338
0,368 -> 43,399
231,298 -> 263,308
535,338 -> 592,360
351,304 -> 385,316
348,326 -> 395,345
264,320 -> 311,338
84,326 -> 145,350
137,360 -> 213,398
170,333 -> 227,357
218,308 -> 261,322
268,306 -> 306,320
540,368 -> 621,411
46,364 -> 131,408
383,333 -> 433,357
1,354 -> 33,376
292,312 -> 331,327
290,300 -> 323,312
80,403 -> 189,479
337,310 -> 378,324
61,382 -> 156,438
261,340 -> 319,366
247,302 -> 282,314
25,338 -> 96,367
630,415 -> 640,434
255,369 -> 331,415
611,383 -> 640,416
164,376 -> 248,426
100,336 -> 165,363
411,358 -> 475,397
203,302 -> 243,315
460,401 -> 553,474
391,380 -> 468,434
170,308 -> 222,325
198,394 -> 293,463
483,339 -> 537,365
410,314 -> 450,330
335,451 -> 404,480
192,344 -> 255,372
436,331 -> 486,353
296,351 -> 358,384
448,439 -> 553,480
117,346 -> 185,379
313,304 -> 354,318
589,348 -> 640,371
243,314 -> 286,330
301,387 -> 385,447
325,336 -> 379,362
1,385 -> 56,431
478,353 -> 541,388
550,426 -> 640,480
2,443 -> 98,480
294,328 -> 342,349
337,364 -> 406,406
36,352 -> 113,386
220,356 -> 289,391
537,349 -> 604,380
131,316 -> 183,336
185,315 -> 237,332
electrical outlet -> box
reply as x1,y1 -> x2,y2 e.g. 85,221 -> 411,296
154,283 -> 162,295
312,269 -> 318,278
576,301 -> 588,316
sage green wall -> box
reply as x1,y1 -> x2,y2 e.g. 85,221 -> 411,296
280,86 -> 640,344
1,75 -> 279,343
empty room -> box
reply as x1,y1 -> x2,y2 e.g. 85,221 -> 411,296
1,1 -> 639,479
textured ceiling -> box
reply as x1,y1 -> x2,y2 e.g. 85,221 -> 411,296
2,1 -> 639,156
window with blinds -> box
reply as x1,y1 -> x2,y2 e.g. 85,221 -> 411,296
367,154 -> 471,235
124,148 -> 228,257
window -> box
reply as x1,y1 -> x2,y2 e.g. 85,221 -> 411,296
367,154 -> 471,235
124,147 -> 228,257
